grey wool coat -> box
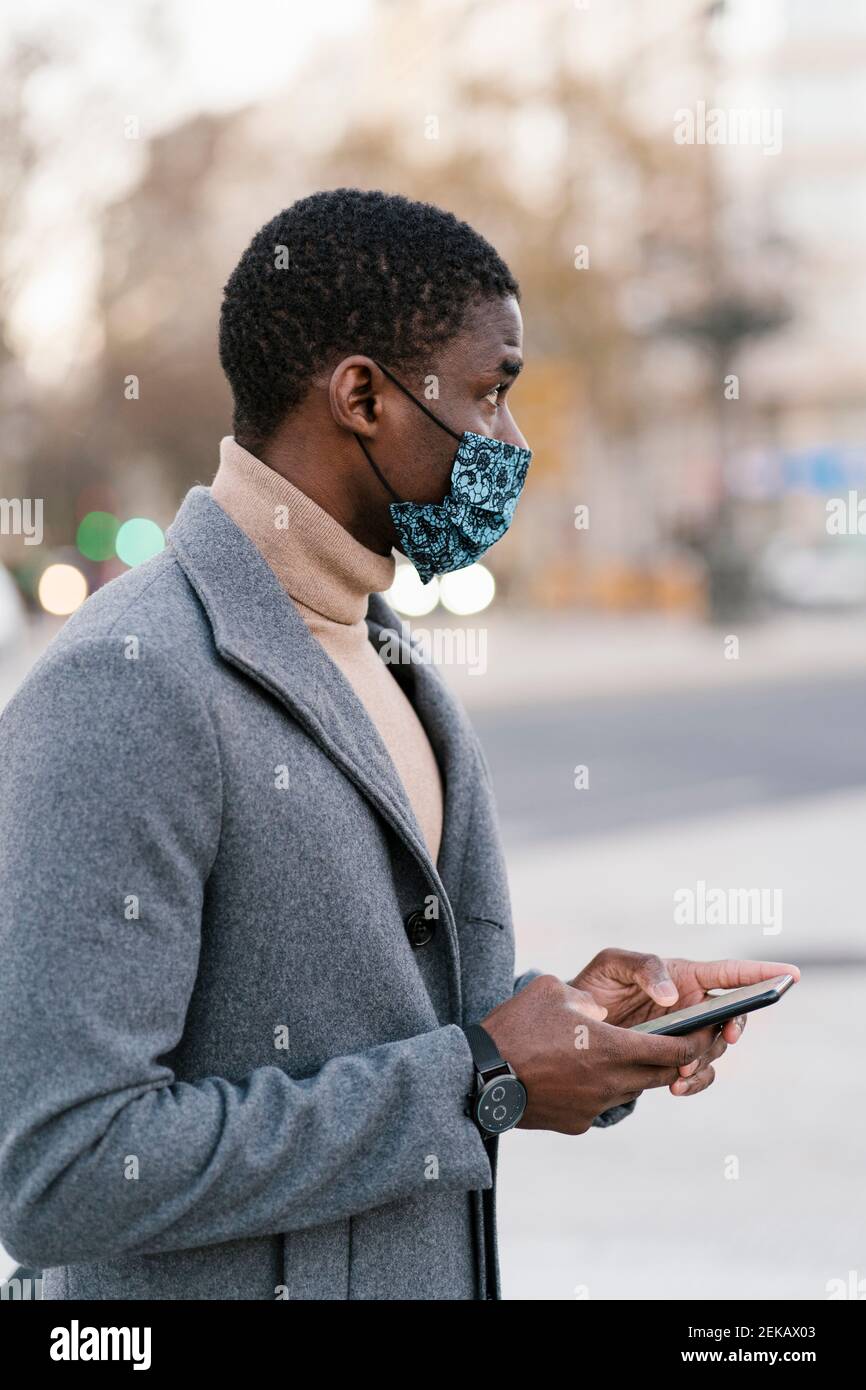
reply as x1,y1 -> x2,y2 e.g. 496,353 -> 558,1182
0,484 -> 634,1301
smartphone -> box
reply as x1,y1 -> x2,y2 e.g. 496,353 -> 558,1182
629,973 -> 797,1037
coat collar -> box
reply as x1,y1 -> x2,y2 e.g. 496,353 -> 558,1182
167,486 -> 477,1014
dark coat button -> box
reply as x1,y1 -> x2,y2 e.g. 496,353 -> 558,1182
404,908 -> 436,948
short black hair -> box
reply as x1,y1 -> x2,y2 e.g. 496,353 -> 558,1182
218,188 -> 520,449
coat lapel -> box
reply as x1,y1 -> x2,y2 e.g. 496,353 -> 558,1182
167,486 -> 472,1017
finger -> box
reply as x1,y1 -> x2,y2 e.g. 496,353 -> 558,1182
627,953 -> 679,1008
626,1039 -> 724,1090
687,959 -> 800,992
722,1013 -> 748,1044
616,1026 -> 705,1071
679,1031 -> 727,1076
676,1022 -> 721,1067
671,1065 -> 717,1097
625,1063 -> 689,1091
570,948 -> 679,1006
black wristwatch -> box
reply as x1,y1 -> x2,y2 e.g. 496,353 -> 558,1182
463,1022 -> 527,1138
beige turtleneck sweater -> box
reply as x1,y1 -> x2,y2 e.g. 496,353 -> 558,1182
210,436 -> 444,864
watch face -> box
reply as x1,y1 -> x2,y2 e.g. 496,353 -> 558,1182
476,1073 -> 527,1135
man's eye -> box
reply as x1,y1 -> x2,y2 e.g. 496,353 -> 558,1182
484,384 -> 502,406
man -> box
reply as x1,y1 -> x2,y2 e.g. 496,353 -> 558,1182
0,190 -> 797,1300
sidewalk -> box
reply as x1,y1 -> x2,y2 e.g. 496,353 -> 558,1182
498,962 -> 864,1300
435,610 -> 866,709
506,783 -> 866,970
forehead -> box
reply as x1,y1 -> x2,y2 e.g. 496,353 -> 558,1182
438,295 -> 523,374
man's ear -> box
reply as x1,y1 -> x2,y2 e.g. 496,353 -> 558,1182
329,356 -> 382,438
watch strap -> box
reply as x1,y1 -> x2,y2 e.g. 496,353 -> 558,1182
465,1022 -> 507,1078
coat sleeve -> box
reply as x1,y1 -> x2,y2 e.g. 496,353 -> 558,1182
513,967 -> 544,995
591,1099 -> 637,1127
0,636 -> 492,1270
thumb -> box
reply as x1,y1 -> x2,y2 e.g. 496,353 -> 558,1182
633,953 -> 679,1007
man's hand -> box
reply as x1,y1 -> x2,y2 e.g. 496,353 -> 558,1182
570,949 -> 801,1097
479,975 -> 726,1133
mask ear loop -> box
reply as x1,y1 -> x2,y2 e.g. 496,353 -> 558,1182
353,358 -> 463,502
375,361 -> 464,443
354,433 -> 403,503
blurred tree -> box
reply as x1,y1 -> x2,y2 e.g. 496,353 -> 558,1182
95,113 -> 233,501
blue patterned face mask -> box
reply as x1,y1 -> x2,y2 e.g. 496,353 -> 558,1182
354,360 -> 532,585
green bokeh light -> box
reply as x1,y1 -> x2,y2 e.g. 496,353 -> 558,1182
115,518 -> 165,568
77,511 -> 120,562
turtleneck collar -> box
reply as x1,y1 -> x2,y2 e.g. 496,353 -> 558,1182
210,436 -> 396,624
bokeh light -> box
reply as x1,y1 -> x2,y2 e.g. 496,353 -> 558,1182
115,518 -> 165,567
77,510 -> 120,562
386,564 -> 439,616
38,563 -> 88,616
438,564 -> 495,615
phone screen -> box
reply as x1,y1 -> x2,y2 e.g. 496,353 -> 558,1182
629,974 -> 795,1035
